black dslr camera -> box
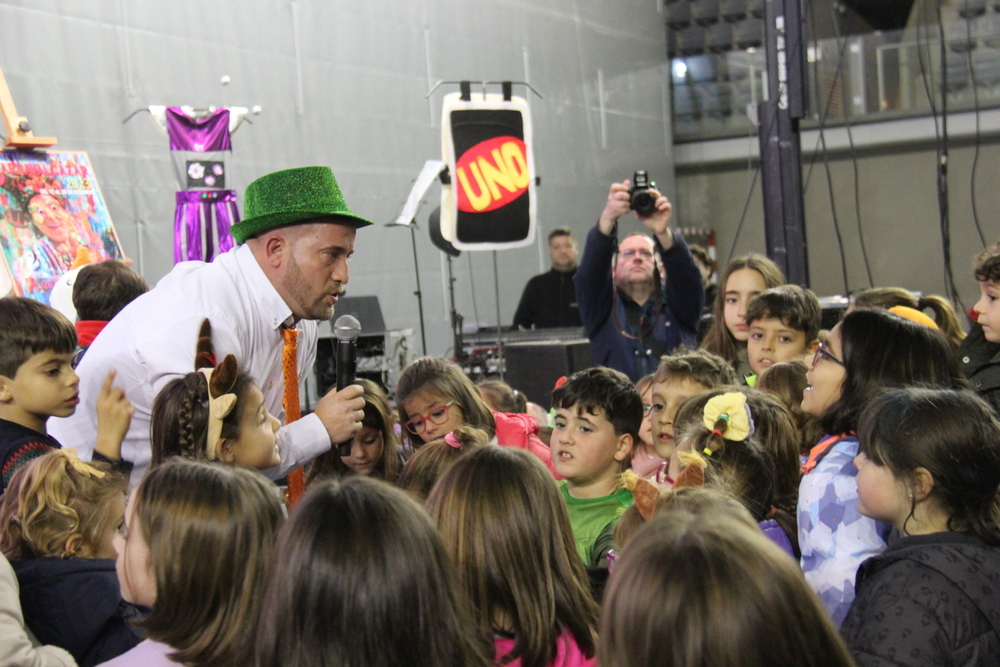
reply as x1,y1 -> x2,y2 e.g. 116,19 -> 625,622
628,171 -> 657,218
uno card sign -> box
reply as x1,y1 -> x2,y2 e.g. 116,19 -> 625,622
440,93 -> 536,251
455,136 -> 529,213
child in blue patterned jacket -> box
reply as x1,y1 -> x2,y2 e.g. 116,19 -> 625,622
797,308 -> 964,625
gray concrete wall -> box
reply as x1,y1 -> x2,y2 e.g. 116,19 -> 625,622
676,131 -> 1000,312
1,0 -> 675,356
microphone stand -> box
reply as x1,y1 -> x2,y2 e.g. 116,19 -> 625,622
408,222 -> 428,356
492,250 -> 505,381
389,160 -> 446,357
447,253 -> 466,363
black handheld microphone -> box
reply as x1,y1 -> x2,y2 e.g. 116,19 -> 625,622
334,315 -> 361,456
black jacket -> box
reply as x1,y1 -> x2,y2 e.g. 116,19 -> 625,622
13,557 -> 142,667
512,267 -> 582,329
957,323 -> 1000,415
841,532 -> 1000,667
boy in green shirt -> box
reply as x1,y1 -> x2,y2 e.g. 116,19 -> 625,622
551,367 -> 642,567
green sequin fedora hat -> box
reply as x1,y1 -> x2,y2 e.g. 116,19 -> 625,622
230,166 -> 373,243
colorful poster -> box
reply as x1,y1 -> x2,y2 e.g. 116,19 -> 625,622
0,151 -> 124,304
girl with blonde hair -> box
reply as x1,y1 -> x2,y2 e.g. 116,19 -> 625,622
0,450 -> 135,666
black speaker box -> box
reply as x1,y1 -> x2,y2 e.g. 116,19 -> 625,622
503,340 -> 591,410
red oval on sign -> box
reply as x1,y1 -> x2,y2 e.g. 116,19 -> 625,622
455,136 -> 529,213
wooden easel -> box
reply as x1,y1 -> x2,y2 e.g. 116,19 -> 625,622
0,66 -> 57,149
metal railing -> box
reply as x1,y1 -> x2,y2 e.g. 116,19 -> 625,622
671,17 -> 1000,141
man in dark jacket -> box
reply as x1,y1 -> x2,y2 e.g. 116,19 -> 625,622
512,228 -> 582,329
574,179 -> 703,382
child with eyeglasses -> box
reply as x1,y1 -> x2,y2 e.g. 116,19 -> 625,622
394,357 -> 558,478
797,308 -> 966,626
629,374 -> 662,480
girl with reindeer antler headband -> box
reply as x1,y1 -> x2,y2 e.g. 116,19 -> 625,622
149,319 -> 280,470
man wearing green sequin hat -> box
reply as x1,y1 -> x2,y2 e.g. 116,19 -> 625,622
51,166 -> 370,486
232,165 -> 373,321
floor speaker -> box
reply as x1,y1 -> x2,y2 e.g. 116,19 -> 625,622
503,339 -> 591,410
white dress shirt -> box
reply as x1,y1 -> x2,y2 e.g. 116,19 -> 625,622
50,244 -> 330,485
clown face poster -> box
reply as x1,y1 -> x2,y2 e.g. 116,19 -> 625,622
0,151 -> 124,304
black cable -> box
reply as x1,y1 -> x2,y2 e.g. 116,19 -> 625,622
727,146 -> 761,263
802,2 -> 847,192
826,1 -> 874,287
798,2 -> 870,290
965,12 -> 987,247
801,1 -> 852,292
933,0 -> 964,311
915,2 -> 940,133
728,0 -> 815,265
915,3 -> 953,301
818,130 -> 851,293
466,251 -> 481,329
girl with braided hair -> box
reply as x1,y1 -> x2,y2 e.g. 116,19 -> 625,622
149,319 -> 279,470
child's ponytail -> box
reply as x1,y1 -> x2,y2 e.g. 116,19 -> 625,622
917,294 -> 966,349
851,287 -> 965,350
396,426 -> 489,501
673,393 -> 779,524
678,392 -> 754,465
442,425 -> 488,450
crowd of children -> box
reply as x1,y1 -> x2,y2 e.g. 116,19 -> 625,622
4,240 -> 1000,667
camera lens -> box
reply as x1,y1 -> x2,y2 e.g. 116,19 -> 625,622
630,191 -> 656,217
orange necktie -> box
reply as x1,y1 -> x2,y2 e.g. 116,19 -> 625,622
282,327 -> 305,507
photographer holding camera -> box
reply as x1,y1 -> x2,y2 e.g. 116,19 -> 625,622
574,174 -> 704,381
